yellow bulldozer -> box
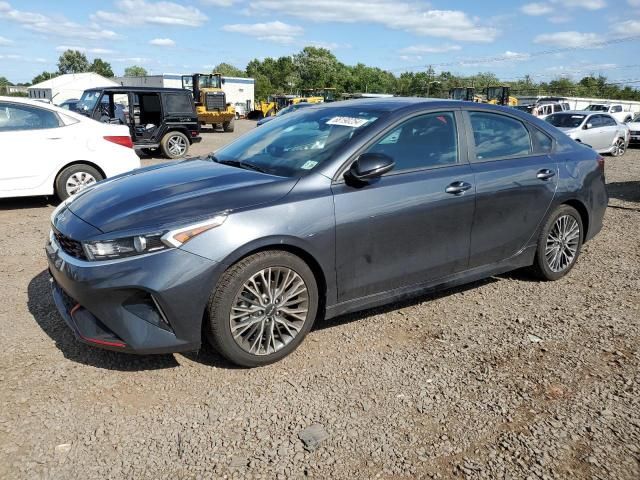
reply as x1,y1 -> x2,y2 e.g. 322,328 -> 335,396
249,95 -> 296,119
182,73 -> 236,132
449,87 -> 482,102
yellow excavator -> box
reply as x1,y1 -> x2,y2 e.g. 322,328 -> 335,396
182,73 -> 236,132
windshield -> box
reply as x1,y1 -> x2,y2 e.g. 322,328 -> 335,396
77,91 -> 101,112
213,107 -> 384,177
276,103 -> 311,117
633,113 -> 640,122
585,105 -> 608,112
546,113 -> 586,128
199,75 -> 221,89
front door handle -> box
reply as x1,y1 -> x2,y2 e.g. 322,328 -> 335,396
445,181 -> 472,195
537,169 -> 556,180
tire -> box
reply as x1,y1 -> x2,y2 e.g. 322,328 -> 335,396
530,205 -> 583,281
610,137 -> 626,157
160,131 -> 189,159
55,164 -> 103,201
206,251 -> 318,367
223,118 -> 235,132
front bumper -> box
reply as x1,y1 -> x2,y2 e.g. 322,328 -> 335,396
629,134 -> 640,144
46,237 -> 222,354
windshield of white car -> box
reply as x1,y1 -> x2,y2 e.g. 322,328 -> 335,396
545,113 -> 586,128
212,107 -> 384,177
585,105 -> 608,112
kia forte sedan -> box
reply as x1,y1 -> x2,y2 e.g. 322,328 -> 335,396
46,99 -> 607,367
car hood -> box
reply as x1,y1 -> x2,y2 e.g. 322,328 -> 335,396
555,127 -> 578,134
627,121 -> 640,130
66,159 -> 298,234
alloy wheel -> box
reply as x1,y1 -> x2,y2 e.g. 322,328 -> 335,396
65,171 -> 97,196
612,138 -> 626,157
545,215 -> 580,273
167,135 -> 187,157
229,267 -> 309,356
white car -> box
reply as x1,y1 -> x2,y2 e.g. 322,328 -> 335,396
627,113 -> 640,146
584,104 -> 634,124
0,96 -> 140,200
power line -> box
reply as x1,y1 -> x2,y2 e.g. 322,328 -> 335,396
389,35 -> 640,73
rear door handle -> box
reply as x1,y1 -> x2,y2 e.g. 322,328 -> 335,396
445,181 -> 472,195
536,169 -> 556,180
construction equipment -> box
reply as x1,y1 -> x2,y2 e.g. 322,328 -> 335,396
449,87 -> 478,102
181,73 -> 236,132
249,94 -> 299,119
485,86 -> 518,107
299,88 -> 336,103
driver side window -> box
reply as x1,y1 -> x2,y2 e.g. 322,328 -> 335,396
367,112 -> 458,172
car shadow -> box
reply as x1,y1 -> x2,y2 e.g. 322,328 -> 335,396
606,180 -> 640,204
0,196 -> 58,211
28,270 -> 180,371
314,277 -> 501,332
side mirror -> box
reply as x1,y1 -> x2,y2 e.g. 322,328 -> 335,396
347,153 -> 395,182
584,123 -> 593,130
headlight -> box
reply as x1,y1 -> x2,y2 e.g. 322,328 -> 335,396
83,232 -> 167,261
81,215 -> 227,261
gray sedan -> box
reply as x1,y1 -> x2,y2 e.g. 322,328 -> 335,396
46,99 -> 608,366
545,111 -> 629,156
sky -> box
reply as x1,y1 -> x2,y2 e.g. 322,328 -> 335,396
1,0 -> 640,85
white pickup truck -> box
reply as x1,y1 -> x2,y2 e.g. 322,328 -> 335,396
585,104 -> 634,123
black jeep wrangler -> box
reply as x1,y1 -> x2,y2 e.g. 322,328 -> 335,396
76,86 -> 201,159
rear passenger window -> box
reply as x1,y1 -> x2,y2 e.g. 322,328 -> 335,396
164,93 -> 192,113
532,128 -> 553,153
368,112 -> 458,171
469,112 -> 531,161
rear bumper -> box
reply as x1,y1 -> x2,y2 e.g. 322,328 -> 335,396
191,136 -> 202,144
46,238 -> 223,354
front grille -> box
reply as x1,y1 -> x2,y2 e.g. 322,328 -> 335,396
631,130 -> 640,135
205,91 -> 226,111
54,230 -> 87,260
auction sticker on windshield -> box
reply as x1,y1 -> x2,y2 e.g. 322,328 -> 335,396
326,116 -> 371,128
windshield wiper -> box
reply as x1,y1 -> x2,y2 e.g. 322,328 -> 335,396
210,156 -> 269,174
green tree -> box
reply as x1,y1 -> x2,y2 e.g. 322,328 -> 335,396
212,62 -> 246,77
124,65 -> 148,77
31,71 -> 58,85
293,46 -> 341,90
57,49 -> 90,74
0,76 -> 11,86
90,58 -> 114,78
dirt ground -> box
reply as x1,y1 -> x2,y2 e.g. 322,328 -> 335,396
0,123 -> 638,479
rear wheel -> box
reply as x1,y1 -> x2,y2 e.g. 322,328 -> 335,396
55,164 -> 103,201
223,118 -> 235,132
530,205 -> 583,281
610,137 -> 626,157
206,251 -> 318,367
160,131 -> 189,159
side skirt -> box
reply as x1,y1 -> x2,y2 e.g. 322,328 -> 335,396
324,245 -> 537,320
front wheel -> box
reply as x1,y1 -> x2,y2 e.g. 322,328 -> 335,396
55,164 -> 103,201
223,118 -> 235,132
530,205 -> 583,281
160,131 -> 189,159
610,137 -> 626,157
206,251 -> 318,367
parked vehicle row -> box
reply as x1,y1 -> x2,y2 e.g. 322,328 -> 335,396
46,99 -> 607,367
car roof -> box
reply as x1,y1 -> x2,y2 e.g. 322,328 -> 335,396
316,97 -> 527,113
0,95 -> 92,122
83,86 -> 188,93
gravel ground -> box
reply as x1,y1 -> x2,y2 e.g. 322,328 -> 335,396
0,124 -> 638,479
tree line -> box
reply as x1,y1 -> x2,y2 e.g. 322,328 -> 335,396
3,46 -> 640,102
213,46 -> 640,102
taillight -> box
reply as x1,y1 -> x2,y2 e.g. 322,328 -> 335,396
597,154 -> 605,171
103,135 -> 133,148
190,130 -> 198,137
